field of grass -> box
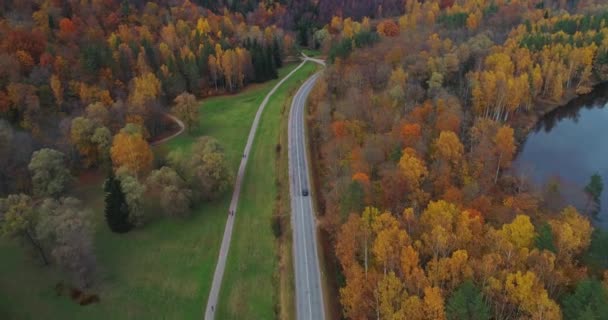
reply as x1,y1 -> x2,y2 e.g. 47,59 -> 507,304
216,62 -> 317,319
301,48 -> 321,57
0,62 -> 309,319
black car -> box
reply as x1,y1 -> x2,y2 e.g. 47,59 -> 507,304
302,189 -> 309,196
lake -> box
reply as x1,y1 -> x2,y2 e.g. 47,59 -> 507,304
513,82 -> 608,228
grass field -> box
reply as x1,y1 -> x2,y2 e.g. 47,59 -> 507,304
216,62 -> 317,319
0,62 -> 313,319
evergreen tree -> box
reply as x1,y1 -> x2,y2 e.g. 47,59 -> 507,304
446,281 -> 491,320
561,279 -> 608,320
585,173 -> 603,216
272,37 -> 283,68
535,223 -> 557,253
104,171 -> 132,233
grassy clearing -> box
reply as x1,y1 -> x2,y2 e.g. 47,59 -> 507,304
302,48 -> 321,57
277,80 -> 297,320
216,62 -> 317,319
0,63 -> 301,320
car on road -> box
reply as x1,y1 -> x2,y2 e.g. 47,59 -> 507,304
302,189 -> 309,196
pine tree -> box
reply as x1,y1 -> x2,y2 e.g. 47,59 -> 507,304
272,37 -> 283,68
104,171 -> 132,233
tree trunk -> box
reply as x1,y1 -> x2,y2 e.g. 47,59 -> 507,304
495,152 -> 503,184
25,229 -> 49,266
364,237 -> 368,277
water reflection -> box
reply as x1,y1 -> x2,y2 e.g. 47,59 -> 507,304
514,82 -> 608,228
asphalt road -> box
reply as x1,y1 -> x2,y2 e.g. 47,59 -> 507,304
204,59 -> 309,320
288,66 -> 326,320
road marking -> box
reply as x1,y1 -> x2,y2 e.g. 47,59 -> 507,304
290,72 -> 324,320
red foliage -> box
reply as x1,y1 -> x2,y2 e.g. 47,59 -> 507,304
440,0 -> 456,9
465,208 -> 484,224
39,52 -> 54,67
331,120 -> 348,138
5,29 -> 46,61
59,18 -> 77,40
104,12 -> 121,29
401,123 -> 421,146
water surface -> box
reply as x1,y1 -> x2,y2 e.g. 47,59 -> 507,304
514,83 -> 608,228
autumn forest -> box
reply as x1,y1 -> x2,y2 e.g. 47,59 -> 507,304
1,0 -> 608,319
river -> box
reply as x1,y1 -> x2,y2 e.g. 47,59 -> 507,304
513,82 -> 608,228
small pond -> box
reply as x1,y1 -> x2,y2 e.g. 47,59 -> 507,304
513,82 -> 608,228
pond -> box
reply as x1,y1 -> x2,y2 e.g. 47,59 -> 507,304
513,82 -> 608,229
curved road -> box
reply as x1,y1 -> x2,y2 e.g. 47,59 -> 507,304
204,59 -> 310,320
288,59 -> 326,320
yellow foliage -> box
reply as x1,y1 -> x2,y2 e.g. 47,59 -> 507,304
110,128 -> 153,176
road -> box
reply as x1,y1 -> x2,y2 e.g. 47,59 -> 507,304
288,59 -> 326,320
204,59 -> 309,320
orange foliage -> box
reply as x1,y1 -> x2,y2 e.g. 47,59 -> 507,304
352,172 -> 370,185
377,20 -> 400,37
401,123 -> 421,147
58,18 -> 77,40
331,120 -> 348,138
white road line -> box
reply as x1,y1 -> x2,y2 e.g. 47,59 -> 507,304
290,70 -> 325,320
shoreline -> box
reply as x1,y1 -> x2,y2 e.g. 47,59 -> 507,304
513,80 -> 606,147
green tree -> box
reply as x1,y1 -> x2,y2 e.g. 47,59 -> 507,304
0,194 -> 49,265
116,167 -> 146,227
184,137 -> 232,201
146,166 -> 192,217
446,280 -> 491,320
104,171 -> 132,233
585,173 -> 603,216
583,230 -> 608,272
340,180 -> 364,219
561,279 -> 608,320
28,148 -> 71,197
172,92 -> 199,133
535,223 -> 557,253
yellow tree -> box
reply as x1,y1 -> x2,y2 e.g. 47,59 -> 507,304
494,125 -> 516,184
433,131 -> 464,189
401,245 -> 429,296
398,147 -> 428,190
549,206 -> 592,260
129,72 -> 161,115
340,264 -> 372,319
110,125 -> 153,176
373,214 -> 409,274
504,271 -> 562,319
423,286 -> 446,320
500,215 -> 536,250
377,272 -> 404,319
402,295 -> 425,320
427,249 -> 473,290
221,49 -> 235,91
420,201 -> 459,258
50,74 -> 63,107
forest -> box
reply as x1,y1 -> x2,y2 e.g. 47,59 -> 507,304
0,0 -> 291,302
308,0 -> 608,319
2,0 -> 608,319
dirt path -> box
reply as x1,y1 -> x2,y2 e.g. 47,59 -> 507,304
150,113 -> 186,146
